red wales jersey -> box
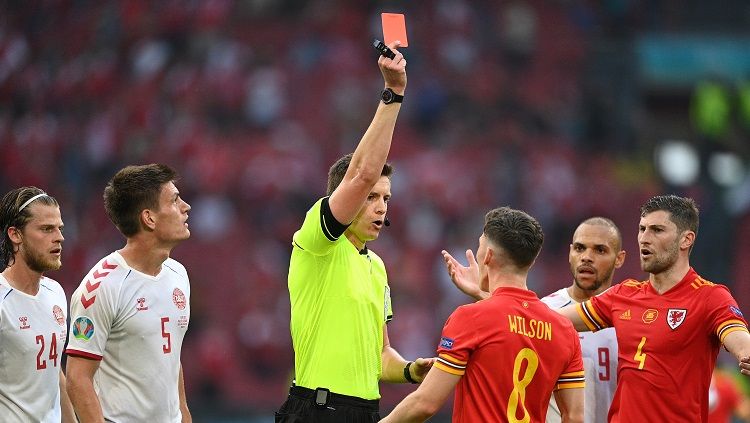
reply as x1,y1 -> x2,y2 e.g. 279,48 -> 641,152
436,287 -> 584,423
577,268 -> 748,422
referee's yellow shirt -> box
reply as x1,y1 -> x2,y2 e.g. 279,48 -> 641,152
288,198 -> 392,400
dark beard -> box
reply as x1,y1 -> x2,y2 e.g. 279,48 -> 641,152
641,242 -> 679,274
572,263 -> 615,294
574,277 -> 602,293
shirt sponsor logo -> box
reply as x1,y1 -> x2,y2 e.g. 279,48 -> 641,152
619,309 -> 631,320
667,308 -> 687,330
173,288 -> 187,310
72,316 -> 95,341
642,309 -> 658,324
440,337 -> 454,350
730,306 -> 744,318
53,305 -> 66,325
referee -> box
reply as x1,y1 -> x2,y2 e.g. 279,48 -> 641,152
275,40 -> 433,423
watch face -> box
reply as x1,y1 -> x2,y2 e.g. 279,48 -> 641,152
382,89 -> 394,103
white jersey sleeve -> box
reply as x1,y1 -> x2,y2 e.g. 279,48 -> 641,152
67,257 -> 120,359
540,287 -> 574,309
0,275 -> 68,423
542,287 -> 618,423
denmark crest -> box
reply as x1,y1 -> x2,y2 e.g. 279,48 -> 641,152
53,305 -> 66,325
173,288 -> 187,310
667,308 -> 687,330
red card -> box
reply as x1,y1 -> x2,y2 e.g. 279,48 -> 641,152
382,13 -> 408,47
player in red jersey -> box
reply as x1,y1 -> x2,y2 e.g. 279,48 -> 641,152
446,217 -> 626,423
557,195 -> 750,422
708,368 -> 750,423
381,207 -> 584,423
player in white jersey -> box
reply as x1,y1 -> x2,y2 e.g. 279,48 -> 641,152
445,217 -> 625,423
65,164 -> 192,423
539,217 -> 625,423
66,252 -> 190,421
0,187 -> 76,422
541,292 -> 618,423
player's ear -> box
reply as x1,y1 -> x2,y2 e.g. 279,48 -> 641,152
140,209 -> 157,231
680,230 -> 695,251
614,249 -> 626,269
484,247 -> 493,266
7,226 -> 22,244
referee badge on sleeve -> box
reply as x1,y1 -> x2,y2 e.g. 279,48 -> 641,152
384,286 -> 393,322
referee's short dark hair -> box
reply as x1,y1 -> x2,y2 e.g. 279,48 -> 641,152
326,153 -> 394,196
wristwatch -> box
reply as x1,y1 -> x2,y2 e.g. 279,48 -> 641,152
381,88 -> 404,104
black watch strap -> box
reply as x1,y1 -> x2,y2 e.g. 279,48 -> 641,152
404,361 -> 418,384
381,88 -> 404,104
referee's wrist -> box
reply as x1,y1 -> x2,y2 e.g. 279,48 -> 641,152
404,361 -> 418,384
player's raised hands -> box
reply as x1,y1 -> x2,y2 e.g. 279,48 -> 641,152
441,249 -> 489,301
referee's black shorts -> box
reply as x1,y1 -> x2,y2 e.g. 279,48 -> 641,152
275,386 -> 380,423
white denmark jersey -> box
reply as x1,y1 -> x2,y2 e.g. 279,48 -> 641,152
0,275 -> 68,423
66,251 -> 190,423
542,287 -> 618,423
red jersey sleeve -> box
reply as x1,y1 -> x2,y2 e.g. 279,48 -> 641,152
704,284 -> 749,343
434,305 -> 476,376
555,325 -> 585,390
576,281 -> 631,332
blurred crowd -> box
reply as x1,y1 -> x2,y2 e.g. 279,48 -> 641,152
2,0 -> 750,417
